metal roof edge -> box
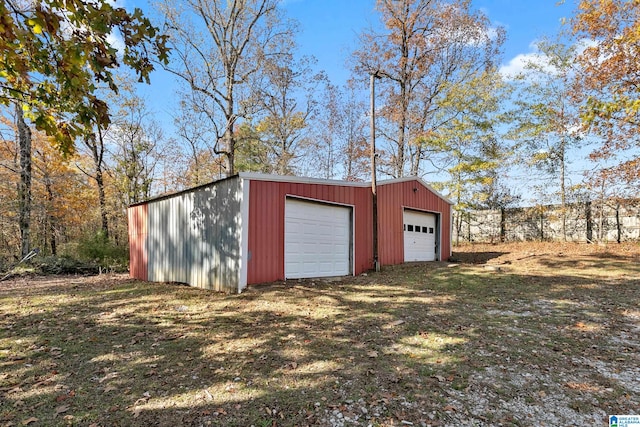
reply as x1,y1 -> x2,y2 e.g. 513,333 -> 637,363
237,172 -> 369,187
128,173 -> 453,207
378,176 -> 454,205
128,175 -> 240,207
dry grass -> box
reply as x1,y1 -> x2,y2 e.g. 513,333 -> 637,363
1,242 -> 639,426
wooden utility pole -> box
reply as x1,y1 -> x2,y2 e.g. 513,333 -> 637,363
370,72 -> 381,272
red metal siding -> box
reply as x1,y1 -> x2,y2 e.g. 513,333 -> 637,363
377,181 -> 452,265
127,204 -> 148,281
247,180 -> 373,284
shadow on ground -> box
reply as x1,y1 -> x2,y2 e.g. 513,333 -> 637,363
1,244 -> 639,426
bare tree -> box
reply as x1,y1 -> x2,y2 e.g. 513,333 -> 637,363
78,122 -> 110,239
509,40 -> 584,241
173,97 -> 217,186
353,0 -> 504,178
254,55 -> 322,175
160,0 -> 294,175
108,94 -> 166,206
314,82 -> 342,179
315,80 -> 368,180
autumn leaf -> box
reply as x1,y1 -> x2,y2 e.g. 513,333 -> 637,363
99,372 -> 118,383
55,404 -> 70,417
0,0 -> 169,151
572,0 -> 640,184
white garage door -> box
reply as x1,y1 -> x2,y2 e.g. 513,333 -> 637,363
404,210 -> 437,262
285,199 -> 351,279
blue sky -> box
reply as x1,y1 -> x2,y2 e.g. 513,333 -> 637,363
270,0 -> 585,200
282,0 -> 575,84
133,0 -> 583,201
138,0 -> 577,120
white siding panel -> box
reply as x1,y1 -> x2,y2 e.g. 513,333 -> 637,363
146,177 -> 244,292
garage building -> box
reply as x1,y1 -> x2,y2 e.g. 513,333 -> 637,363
128,173 -> 452,293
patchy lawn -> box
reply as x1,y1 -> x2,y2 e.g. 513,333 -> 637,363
1,242 -> 639,426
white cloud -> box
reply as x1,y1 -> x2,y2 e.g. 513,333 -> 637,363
107,31 -> 126,58
575,38 -> 598,53
499,40 -> 553,80
106,0 -> 127,57
107,0 -> 127,8
500,38 -> 599,81
500,51 -> 545,79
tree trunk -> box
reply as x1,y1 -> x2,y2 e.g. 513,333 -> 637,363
16,104 -> 32,259
615,203 -> 621,243
44,174 -> 57,255
598,180 -> 605,241
88,133 -> 109,239
585,200 -> 592,243
396,80 -> 407,178
410,147 -> 421,177
225,75 -> 235,175
225,128 -> 235,175
95,166 -> 109,239
346,139 -> 354,179
560,143 -> 567,241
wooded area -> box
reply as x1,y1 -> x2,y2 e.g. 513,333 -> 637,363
1,0 -> 639,271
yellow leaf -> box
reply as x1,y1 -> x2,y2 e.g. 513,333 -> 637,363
22,104 -> 30,112
27,19 -> 42,34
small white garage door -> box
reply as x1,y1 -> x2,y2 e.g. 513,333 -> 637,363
285,199 -> 351,279
404,210 -> 437,262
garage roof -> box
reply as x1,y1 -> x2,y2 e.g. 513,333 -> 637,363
130,172 -> 453,207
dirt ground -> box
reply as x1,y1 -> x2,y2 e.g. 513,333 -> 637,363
1,241 -> 639,426
448,242 -> 640,425
453,240 -> 640,264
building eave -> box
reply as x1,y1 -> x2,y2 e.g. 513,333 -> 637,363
378,176 -> 454,205
237,172 -> 370,188
129,172 -> 453,207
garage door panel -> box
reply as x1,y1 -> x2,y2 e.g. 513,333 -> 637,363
285,199 -> 351,279
404,210 -> 437,262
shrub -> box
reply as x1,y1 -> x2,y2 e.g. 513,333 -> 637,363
75,232 -> 129,272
